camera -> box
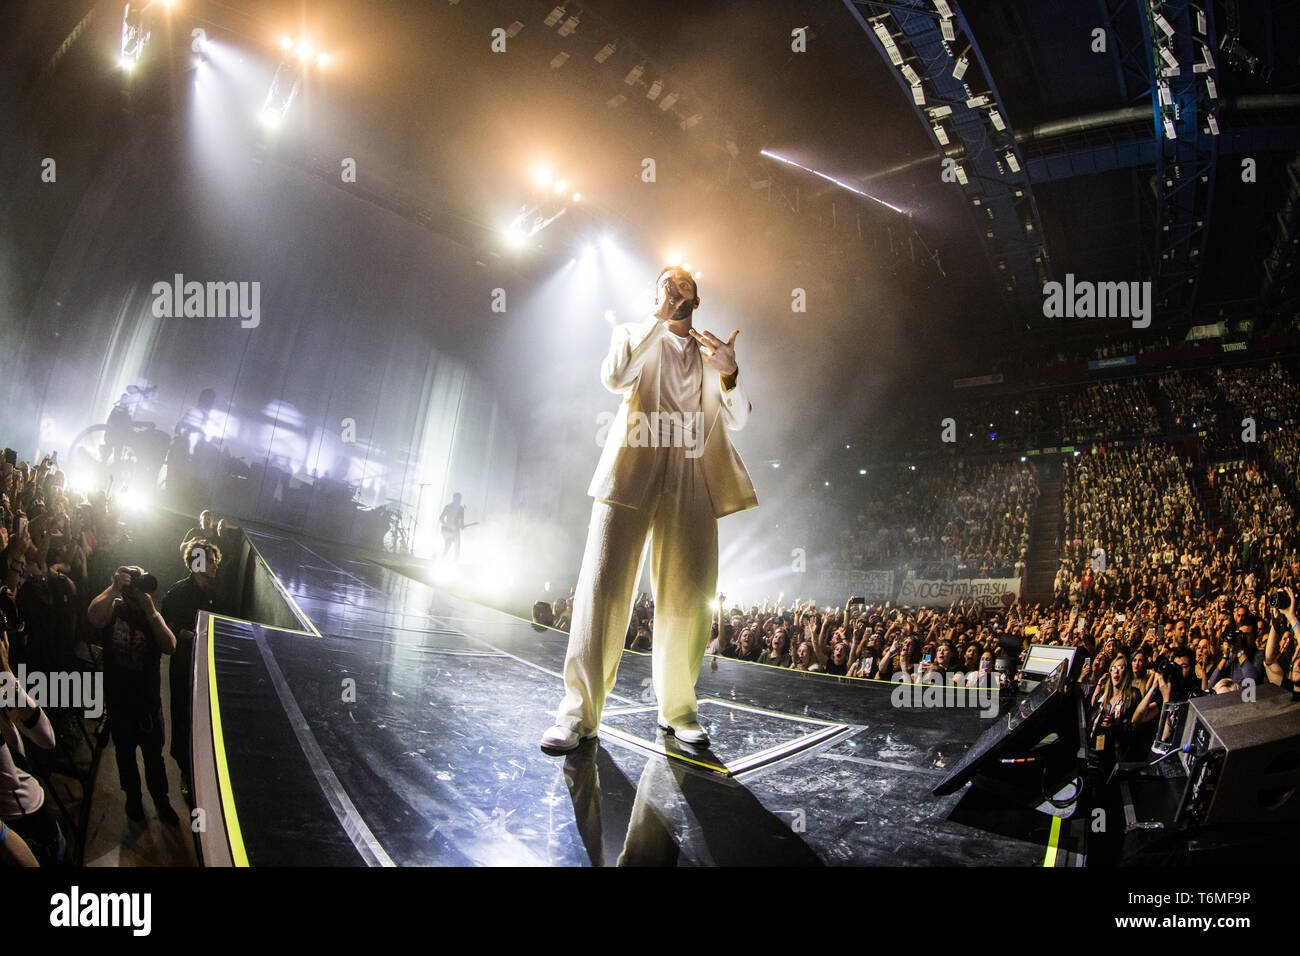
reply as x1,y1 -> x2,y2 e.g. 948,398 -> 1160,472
1268,590 -> 1292,613
1154,657 -> 1181,682
121,566 -> 159,595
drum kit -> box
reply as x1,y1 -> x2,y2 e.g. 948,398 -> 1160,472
379,500 -> 413,553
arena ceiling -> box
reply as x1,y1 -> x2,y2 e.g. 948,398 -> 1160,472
4,0 -> 1298,370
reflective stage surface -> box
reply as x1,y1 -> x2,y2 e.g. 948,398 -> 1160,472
206,531 -> 1053,866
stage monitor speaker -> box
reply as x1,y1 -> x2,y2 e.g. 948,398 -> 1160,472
933,660 -> 1072,797
1020,644 -> 1080,693
1177,684 -> 1300,826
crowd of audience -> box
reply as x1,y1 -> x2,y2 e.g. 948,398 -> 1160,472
1214,360 -> 1300,425
1264,426 -> 1300,500
959,397 -> 1042,447
1057,381 -> 1161,445
1059,443 -> 1207,571
1085,334 -> 1175,360
1154,370 -> 1216,429
1212,459 -> 1295,550
2,445 -> 237,867
607,559 -> 1300,779
929,358 -> 1300,454
831,460 -> 1038,579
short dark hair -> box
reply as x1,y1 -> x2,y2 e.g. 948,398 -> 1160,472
656,266 -> 698,297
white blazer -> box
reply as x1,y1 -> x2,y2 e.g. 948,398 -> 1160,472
587,316 -> 758,519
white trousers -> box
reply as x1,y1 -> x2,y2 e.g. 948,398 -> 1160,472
555,452 -> 718,735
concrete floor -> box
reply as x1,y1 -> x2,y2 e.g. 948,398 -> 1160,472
77,653 -> 199,867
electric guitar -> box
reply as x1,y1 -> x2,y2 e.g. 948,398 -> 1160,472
440,520 -> 479,542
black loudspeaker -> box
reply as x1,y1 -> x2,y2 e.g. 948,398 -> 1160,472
933,661 -> 1075,798
1177,684 -> 1300,826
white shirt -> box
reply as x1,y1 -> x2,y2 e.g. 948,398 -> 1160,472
650,325 -> 704,499
659,327 -> 702,418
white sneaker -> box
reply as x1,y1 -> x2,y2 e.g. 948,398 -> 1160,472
658,719 -> 710,746
539,724 -> 588,753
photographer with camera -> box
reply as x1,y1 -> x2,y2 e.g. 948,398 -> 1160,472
1207,617 -> 1266,691
87,565 -> 180,825
161,540 -> 222,801
1132,645 -> 1203,748
1262,586 -> 1297,689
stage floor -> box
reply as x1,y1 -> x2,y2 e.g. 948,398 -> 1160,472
199,531 -> 1055,866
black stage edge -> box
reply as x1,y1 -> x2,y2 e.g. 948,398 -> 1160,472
190,530 -> 1057,867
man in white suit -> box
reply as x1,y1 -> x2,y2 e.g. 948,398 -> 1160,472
540,266 -> 757,753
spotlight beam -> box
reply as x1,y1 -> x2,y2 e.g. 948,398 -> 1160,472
760,149 -> 906,214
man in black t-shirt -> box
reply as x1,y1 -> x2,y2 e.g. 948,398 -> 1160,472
181,510 -> 219,548
161,541 -> 222,799
87,567 -> 180,826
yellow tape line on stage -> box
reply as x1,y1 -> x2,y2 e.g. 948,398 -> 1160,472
1043,815 -> 1061,867
208,614 -> 250,866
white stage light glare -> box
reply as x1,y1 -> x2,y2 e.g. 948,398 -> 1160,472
553,180 -> 566,193
316,52 -> 330,67
280,36 -> 293,50
571,191 -> 581,202
666,251 -> 681,266
535,167 -> 552,186
760,150 -> 906,214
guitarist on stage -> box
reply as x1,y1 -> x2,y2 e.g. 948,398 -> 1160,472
439,492 -> 467,560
